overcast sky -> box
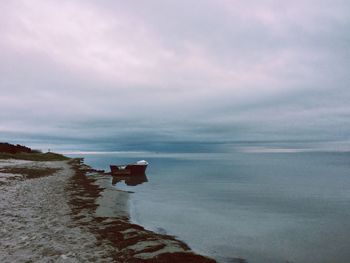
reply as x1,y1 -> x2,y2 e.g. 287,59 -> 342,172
1,0 -> 350,151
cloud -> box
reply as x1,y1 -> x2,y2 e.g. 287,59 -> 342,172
1,0 -> 350,150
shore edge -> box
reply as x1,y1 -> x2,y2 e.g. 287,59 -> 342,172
67,158 -> 216,262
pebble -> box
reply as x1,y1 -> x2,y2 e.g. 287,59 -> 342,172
0,160 -> 115,263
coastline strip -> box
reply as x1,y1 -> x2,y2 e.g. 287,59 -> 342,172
67,158 -> 216,262
0,157 -> 216,262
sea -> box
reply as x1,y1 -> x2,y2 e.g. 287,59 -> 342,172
67,143 -> 350,263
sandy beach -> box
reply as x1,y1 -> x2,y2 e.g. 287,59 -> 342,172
0,157 -> 216,262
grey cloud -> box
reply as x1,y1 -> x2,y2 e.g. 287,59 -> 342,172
1,0 -> 350,151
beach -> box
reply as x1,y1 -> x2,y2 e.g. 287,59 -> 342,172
0,157 -> 215,262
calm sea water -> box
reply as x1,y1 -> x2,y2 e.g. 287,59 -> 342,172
67,150 -> 350,263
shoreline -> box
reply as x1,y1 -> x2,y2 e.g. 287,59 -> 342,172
0,156 -> 216,262
69,158 -> 216,262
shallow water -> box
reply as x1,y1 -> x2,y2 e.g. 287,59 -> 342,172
68,150 -> 350,263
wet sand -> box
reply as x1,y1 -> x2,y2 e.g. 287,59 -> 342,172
0,158 -> 216,262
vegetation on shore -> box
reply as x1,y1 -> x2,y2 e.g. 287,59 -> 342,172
0,142 -> 69,161
0,142 -> 34,154
0,152 -> 69,161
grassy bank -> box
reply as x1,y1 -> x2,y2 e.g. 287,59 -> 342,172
0,152 -> 70,161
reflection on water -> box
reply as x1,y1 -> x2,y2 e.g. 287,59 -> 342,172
111,174 -> 148,186
68,150 -> 350,263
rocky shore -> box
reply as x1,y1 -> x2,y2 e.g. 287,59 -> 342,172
0,157 -> 216,262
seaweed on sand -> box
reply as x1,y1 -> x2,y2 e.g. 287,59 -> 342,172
66,159 -> 216,263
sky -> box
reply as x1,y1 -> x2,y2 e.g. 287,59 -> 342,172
1,0 -> 350,152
